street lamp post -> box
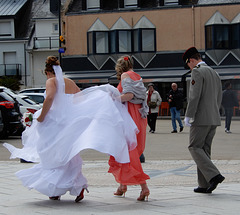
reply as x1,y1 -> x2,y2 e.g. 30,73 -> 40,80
58,0 -> 62,64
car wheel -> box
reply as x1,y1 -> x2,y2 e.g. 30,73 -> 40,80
0,127 -> 9,139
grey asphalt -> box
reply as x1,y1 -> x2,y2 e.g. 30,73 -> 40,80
0,119 -> 240,215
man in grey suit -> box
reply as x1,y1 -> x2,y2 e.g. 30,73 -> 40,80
183,47 -> 225,194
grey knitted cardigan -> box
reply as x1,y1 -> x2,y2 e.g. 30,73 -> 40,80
122,78 -> 149,118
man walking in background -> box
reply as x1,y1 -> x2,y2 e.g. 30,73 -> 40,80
167,83 -> 184,133
183,47 -> 225,194
222,81 -> 239,133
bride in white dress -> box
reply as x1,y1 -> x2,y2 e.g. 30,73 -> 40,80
3,56 -> 138,202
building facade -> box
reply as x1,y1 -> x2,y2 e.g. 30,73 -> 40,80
60,0 -> 240,109
0,0 -> 30,85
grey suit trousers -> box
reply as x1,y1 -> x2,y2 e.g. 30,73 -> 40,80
188,125 -> 220,188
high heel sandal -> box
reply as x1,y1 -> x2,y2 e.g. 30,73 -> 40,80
49,196 -> 60,200
75,188 -> 89,203
137,190 -> 150,201
114,185 -> 127,197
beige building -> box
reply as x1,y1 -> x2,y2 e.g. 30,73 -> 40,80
59,0 -> 240,114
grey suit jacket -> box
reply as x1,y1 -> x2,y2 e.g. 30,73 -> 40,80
185,63 -> 222,126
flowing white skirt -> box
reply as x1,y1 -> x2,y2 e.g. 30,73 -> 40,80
4,84 -> 138,197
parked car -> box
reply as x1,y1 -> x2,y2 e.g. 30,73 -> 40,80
0,110 -> 4,133
15,95 -> 41,115
0,87 -> 41,115
19,87 -> 46,94
19,93 -> 45,106
0,89 -> 23,138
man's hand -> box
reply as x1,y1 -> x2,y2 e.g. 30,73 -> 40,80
184,117 -> 191,127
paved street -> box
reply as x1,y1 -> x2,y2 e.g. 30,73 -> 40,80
0,119 -> 240,215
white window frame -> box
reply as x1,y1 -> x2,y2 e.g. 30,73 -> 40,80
96,32 -> 109,54
87,0 -> 100,10
0,19 -> 14,38
124,0 -> 138,8
52,23 -> 59,34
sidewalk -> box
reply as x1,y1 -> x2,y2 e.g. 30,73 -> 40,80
0,120 -> 240,215
1,160 -> 240,215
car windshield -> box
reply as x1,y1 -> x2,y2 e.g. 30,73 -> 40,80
0,92 -> 15,102
22,97 -> 38,105
3,88 -> 17,97
20,89 -> 45,93
28,95 -> 44,104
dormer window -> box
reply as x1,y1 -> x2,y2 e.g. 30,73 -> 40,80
87,19 -> 109,54
231,13 -> 240,49
205,12 -> 230,50
206,25 -> 229,49
0,20 -> 14,38
133,16 -> 156,53
110,18 -> 132,54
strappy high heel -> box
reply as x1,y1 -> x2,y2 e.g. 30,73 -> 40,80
49,196 -> 60,200
114,185 -> 127,197
137,190 -> 150,201
75,188 -> 89,203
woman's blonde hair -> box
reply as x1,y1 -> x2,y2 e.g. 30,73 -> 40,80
115,55 -> 133,80
45,56 -> 60,74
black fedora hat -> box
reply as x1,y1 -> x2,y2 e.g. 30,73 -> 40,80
182,47 -> 199,69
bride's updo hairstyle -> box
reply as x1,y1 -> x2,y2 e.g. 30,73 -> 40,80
45,56 -> 60,74
115,55 -> 133,80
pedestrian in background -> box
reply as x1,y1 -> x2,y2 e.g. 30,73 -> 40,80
222,81 -> 239,133
183,47 -> 225,194
167,83 -> 184,133
146,83 -> 162,133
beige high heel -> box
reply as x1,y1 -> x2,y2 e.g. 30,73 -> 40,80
114,185 -> 127,197
137,190 -> 150,201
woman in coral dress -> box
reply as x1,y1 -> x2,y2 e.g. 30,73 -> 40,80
108,55 -> 150,201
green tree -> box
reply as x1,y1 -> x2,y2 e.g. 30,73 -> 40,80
0,76 -> 21,91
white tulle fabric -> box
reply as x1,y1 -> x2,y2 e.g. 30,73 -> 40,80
3,65 -> 138,197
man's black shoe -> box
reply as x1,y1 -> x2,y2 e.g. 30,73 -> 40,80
207,174 -> 225,193
139,153 -> 145,163
194,187 -> 212,194
171,130 -> 177,133
180,127 -> 184,132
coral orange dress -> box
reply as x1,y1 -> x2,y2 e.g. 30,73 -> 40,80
108,71 -> 150,185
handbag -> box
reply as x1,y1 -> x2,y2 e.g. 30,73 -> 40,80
148,101 -> 157,109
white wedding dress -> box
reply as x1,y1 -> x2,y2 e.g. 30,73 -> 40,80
3,65 -> 138,197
